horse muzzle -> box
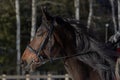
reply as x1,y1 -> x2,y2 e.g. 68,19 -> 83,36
21,59 -> 41,73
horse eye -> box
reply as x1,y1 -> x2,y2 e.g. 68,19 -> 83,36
37,32 -> 45,37
37,33 -> 43,36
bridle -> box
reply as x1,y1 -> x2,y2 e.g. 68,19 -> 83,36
25,17 -> 93,71
26,19 -> 55,67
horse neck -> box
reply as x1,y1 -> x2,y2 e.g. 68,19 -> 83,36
62,39 -> 87,80
63,48 -> 103,80
64,57 -> 90,80
55,27 -> 86,80
64,48 -> 101,80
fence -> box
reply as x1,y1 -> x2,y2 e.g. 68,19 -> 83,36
0,74 -> 70,80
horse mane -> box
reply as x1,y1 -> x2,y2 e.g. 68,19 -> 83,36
54,16 -> 116,80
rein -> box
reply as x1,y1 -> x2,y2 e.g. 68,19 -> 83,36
26,42 -> 95,72
36,51 -> 94,64
27,45 -> 94,64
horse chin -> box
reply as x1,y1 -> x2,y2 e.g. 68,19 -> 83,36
29,63 -> 41,73
21,63 -> 41,73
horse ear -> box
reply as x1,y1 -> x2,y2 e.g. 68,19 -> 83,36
41,7 -> 52,21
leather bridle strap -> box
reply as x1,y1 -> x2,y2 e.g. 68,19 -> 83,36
27,45 -> 44,61
27,21 -> 54,61
37,22 -> 54,54
25,45 -> 95,71
36,51 -> 95,65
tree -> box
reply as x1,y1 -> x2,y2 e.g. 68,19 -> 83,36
118,0 -> 120,32
15,0 -> 21,75
74,0 -> 80,20
109,0 -> 117,33
87,0 -> 93,29
31,0 -> 36,41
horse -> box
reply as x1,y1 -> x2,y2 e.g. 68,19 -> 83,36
21,8 -> 118,80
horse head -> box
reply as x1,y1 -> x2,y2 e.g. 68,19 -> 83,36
21,8 -> 74,72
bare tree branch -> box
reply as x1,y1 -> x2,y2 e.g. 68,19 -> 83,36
9,0 -> 15,10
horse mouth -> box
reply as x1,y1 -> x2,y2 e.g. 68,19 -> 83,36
21,60 -> 41,73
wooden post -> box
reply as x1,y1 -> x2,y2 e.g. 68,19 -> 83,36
105,24 -> 109,43
65,74 -> 69,80
47,73 -> 51,80
2,74 -> 6,80
26,74 -> 30,80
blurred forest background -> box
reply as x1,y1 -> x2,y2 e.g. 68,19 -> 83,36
0,0 -> 118,75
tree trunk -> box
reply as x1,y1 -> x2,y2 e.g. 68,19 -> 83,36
31,0 -> 36,41
74,0 -> 80,20
87,0 -> 93,29
118,0 -> 120,32
110,0 -> 117,33
15,0 -> 21,75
